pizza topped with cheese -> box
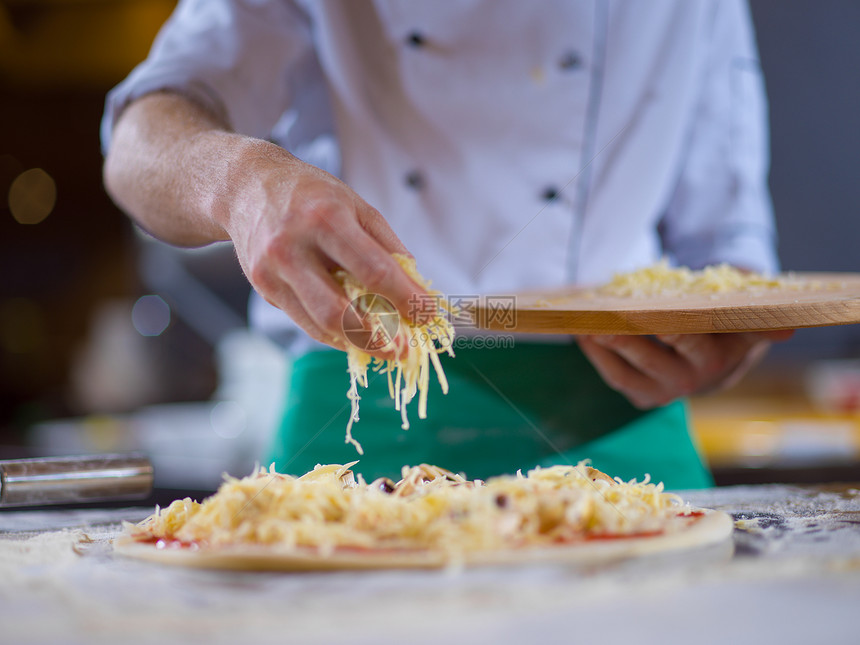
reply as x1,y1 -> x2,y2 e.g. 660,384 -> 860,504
115,462 -> 731,570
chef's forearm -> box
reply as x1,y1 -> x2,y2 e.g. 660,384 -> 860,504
102,91 -> 287,248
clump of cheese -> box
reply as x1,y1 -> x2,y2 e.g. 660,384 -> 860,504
335,254 -> 455,453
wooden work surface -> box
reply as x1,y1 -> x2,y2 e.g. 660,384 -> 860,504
472,273 -> 860,335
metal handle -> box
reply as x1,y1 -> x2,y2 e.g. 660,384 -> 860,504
0,454 -> 153,507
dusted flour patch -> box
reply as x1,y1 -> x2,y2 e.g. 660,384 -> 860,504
0,529 -> 90,571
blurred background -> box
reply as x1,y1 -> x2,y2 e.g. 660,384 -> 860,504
1,0 -> 859,497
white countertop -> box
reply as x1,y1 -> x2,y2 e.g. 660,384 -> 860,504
2,484 -> 859,645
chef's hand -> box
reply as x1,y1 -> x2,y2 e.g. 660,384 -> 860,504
225,152 -> 428,353
105,92 -> 428,356
577,330 -> 794,409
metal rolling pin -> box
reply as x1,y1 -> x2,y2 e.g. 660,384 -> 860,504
0,454 -> 153,507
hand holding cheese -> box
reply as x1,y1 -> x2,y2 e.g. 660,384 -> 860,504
104,92 -> 428,355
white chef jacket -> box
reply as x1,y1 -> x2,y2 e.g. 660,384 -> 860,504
102,0 -> 778,354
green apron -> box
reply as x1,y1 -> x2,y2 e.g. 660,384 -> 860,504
266,343 -> 713,490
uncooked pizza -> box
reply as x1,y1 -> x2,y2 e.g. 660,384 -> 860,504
113,462 -> 733,571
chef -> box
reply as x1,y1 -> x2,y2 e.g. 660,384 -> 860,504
101,0 -> 790,488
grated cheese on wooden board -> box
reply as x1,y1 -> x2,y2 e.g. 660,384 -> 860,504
599,260 -> 792,297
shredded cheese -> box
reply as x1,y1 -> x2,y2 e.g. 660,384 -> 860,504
127,462 -> 687,559
599,259 -> 789,297
335,254 -> 455,454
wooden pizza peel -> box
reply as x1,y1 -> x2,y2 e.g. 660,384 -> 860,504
470,273 -> 860,335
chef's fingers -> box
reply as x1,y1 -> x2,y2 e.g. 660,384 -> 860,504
657,330 -> 794,365
581,329 -> 796,408
280,251 -> 399,358
654,333 -> 731,377
248,238 -> 354,351
577,336 -> 679,409
354,198 -> 411,256
295,251 -> 408,360
255,277 -> 348,352
658,330 -> 793,392
315,202 -> 433,324
354,201 -> 440,323
586,335 -> 698,398
753,329 -> 796,342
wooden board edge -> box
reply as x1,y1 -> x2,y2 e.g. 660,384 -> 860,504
473,300 -> 860,335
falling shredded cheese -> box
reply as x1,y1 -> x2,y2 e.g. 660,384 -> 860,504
599,259 -> 789,297
335,254 -> 456,454
126,462 -> 687,558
